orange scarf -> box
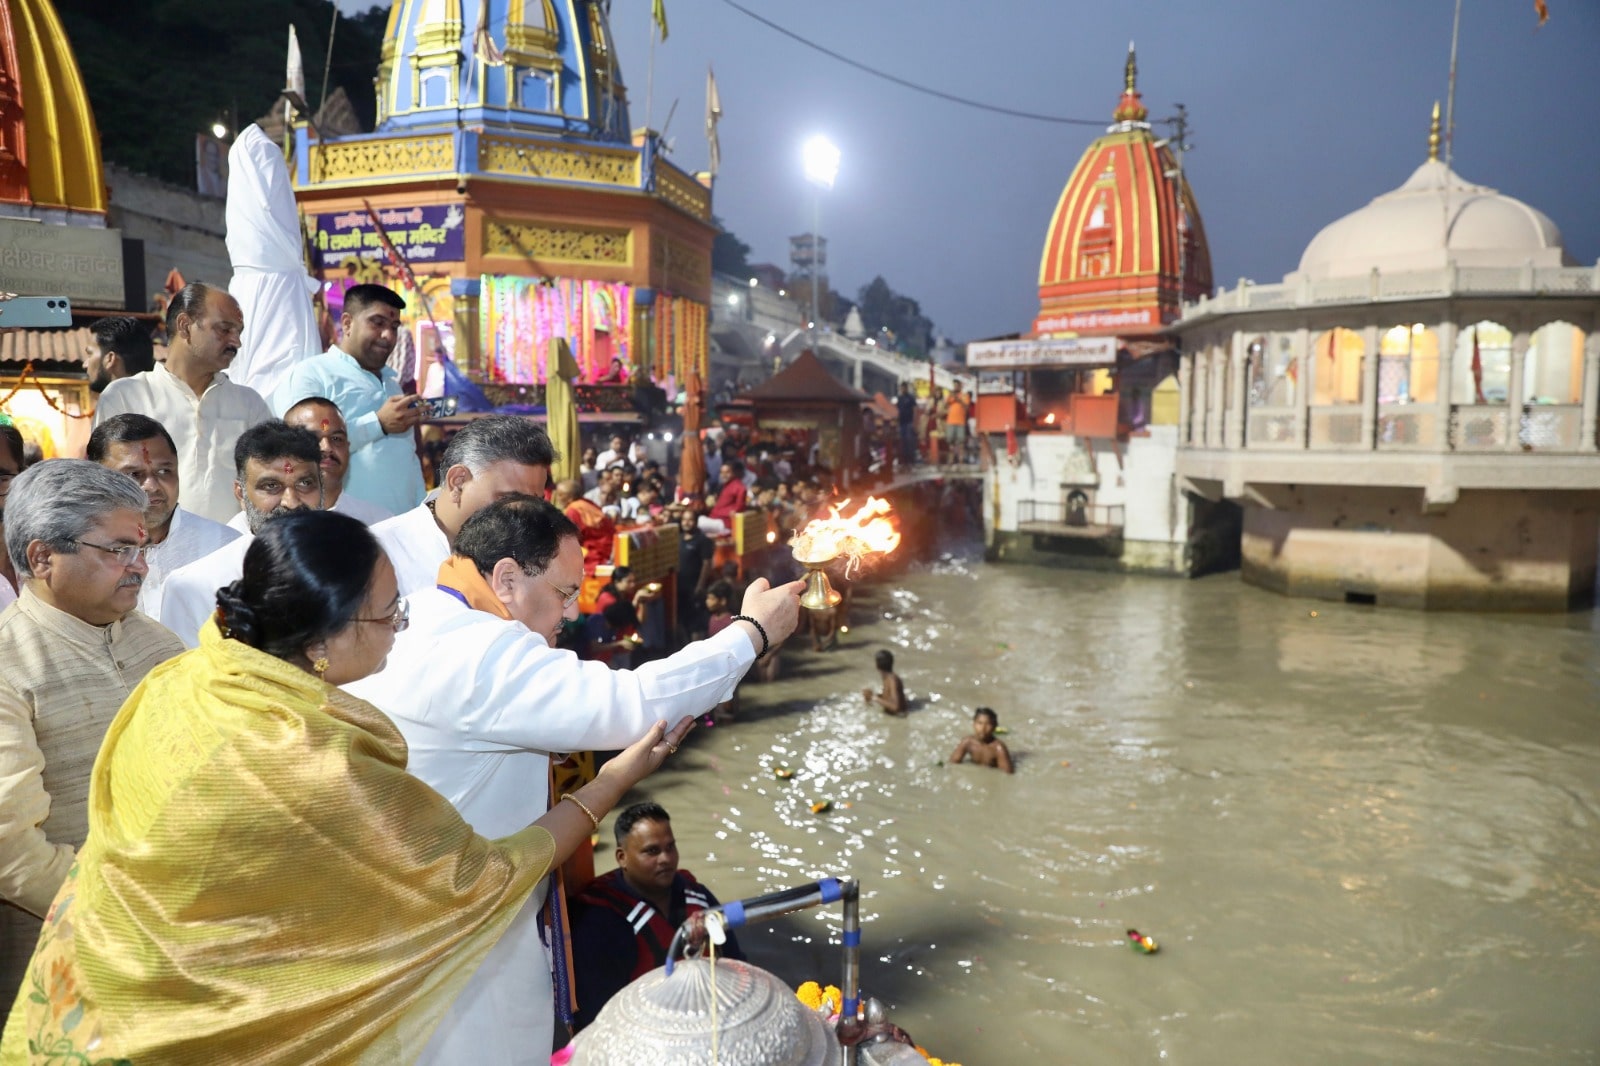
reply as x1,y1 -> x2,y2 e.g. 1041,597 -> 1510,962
435,555 -> 514,621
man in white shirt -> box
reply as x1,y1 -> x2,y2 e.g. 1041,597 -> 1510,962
344,495 -> 802,1066
373,415 -> 555,596
92,283 -> 274,524
160,421 -> 323,647
278,397 -> 390,525
86,414 -> 238,619
272,284 -> 426,516
594,434 -> 638,473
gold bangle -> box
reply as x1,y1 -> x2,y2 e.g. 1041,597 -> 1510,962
560,792 -> 600,831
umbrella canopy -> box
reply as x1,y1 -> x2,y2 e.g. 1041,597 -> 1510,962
547,337 -> 583,484
225,124 -> 321,402
678,372 -> 707,502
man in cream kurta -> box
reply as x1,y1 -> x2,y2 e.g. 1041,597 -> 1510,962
0,463 -> 185,1008
343,496 -> 801,1066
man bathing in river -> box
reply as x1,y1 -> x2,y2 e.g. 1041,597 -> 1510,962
863,649 -> 908,715
950,707 -> 1013,773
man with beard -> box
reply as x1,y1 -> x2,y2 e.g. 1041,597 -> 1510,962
81,317 -> 156,394
276,397 -> 391,525
87,414 -> 238,618
0,461 -> 185,1006
92,283 -> 273,524
158,421 -> 323,648
273,284 -> 425,516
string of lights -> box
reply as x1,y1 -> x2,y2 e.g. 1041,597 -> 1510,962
714,0 -> 1109,127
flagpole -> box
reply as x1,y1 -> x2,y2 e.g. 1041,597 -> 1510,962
646,13 -> 657,130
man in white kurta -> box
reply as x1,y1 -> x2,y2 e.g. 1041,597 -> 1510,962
343,496 -> 801,1066
368,413 -> 556,596
92,284 -> 273,524
159,422 -> 324,647
86,413 -> 239,619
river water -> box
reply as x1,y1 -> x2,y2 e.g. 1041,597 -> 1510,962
616,547 -> 1600,1064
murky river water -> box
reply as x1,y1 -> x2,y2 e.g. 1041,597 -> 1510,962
608,549 -> 1600,1064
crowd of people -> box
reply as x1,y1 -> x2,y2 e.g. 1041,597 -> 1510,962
0,279 -> 816,1062
0,277 -> 995,1062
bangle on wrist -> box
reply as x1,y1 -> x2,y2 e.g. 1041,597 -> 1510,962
730,613 -> 770,658
560,792 -> 600,831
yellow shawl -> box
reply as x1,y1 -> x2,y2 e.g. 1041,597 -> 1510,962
1,619 -> 554,1065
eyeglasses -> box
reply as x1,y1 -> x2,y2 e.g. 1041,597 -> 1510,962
73,539 -> 151,567
548,577 -> 581,610
356,596 -> 410,633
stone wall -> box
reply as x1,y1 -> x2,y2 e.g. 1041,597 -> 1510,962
1240,486 -> 1600,610
105,165 -> 232,297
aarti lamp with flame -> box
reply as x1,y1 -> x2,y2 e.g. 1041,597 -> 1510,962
789,497 -> 901,611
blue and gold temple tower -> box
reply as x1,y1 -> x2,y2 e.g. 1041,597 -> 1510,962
293,0 -> 713,395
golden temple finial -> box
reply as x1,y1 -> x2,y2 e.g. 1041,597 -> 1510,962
1125,41 -> 1137,93
1427,100 -> 1441,162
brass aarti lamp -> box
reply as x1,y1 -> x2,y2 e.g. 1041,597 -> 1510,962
789,497 -> 900,613
796,552 -> 843,612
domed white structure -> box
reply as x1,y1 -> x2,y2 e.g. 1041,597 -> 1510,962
1172,105 -> 1600,611
1293,159 -> 1572,281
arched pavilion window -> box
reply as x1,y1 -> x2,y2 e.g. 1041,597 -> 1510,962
1378,324 -> 1438,405
1452,321 -> 1511,405
1248,333 -> 1297,407
1525,321 -> 1584,405
1312,328 -> 1364,406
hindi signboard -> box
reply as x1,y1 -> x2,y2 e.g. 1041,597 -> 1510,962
0,219 -> 125,307
967,336 -> 1117,369
1032,307 -> 1163,334
312,205 -> 466,269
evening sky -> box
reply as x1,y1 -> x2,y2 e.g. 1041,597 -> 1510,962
340,1 -> 1600,343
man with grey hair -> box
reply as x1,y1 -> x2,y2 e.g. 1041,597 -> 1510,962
373,414 -> 556,596
0,460 -> 185,1006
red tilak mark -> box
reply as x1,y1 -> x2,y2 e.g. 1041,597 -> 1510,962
136,524 -> 146,541
320,418 -> 330,432
139,443 -> 151,464
283,461 -> 295,475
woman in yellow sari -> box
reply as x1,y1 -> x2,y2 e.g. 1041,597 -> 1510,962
2,510 -> 690,1064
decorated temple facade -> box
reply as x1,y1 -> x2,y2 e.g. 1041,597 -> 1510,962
291,0 -> 714,404
981,46 -> 1210,574
1173,107 -> 1600,609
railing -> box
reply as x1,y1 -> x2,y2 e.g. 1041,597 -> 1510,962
1183,263 -> 1600,321
1449,406 -> 1508,450
1520,404 -> 1583,451
1308,406 -> 1364,448
1376,406 -> 1437,450
1018,498 -> 1125,530
1246,409 -> 1298,448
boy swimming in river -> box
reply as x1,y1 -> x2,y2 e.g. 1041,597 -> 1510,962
863,649 -> 908,716
950,707 -> 1013,773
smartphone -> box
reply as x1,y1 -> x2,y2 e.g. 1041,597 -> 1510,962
0,295 -> 72,329
416,396 -> 458,418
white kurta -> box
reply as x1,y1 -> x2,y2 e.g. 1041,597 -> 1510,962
343,590 -> 756,1066
371,501 -> 450,597
137,507 -> 239,619
92,365 -> 274,524
158,535 -> 253,649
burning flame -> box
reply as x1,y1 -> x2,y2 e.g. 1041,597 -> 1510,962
1043,412 -> 1057,425
790,496 -> 901,577
766,530 -> 777,544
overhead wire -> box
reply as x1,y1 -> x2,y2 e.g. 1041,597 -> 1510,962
713,0 -> 1109,127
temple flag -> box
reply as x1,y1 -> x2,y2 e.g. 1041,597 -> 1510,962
706,66 -> 722,178
285,26 -> 306,98
652,0 -> 669,41
1535,0 -> 1549,26
473,0 -> 505,66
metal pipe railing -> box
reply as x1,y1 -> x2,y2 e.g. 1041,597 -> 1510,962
663,876 -> 861,1065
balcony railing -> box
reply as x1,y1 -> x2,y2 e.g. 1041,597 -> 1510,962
1247,409 -> 1298,448
1520,404 -> 1583,450
1017,498 -> 1125,540
1376,406 -> 1438,451
1308,406 -> 1364,448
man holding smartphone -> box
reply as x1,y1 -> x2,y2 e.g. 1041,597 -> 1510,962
273,284 -> 426,515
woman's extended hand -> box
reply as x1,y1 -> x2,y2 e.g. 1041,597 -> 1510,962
600,715 -> 697,790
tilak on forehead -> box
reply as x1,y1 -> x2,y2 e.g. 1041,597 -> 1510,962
140,442 -> 151,464
283,460 -> 295,475
321,418 -> 330,431
136,523 -> 147,541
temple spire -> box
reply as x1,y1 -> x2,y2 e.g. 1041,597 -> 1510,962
1125,41 -> 1137,93
1427,100 -> 1441,162
1112,41 -> 1148,125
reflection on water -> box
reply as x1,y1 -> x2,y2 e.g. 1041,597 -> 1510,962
624,550 -> 1600,1065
